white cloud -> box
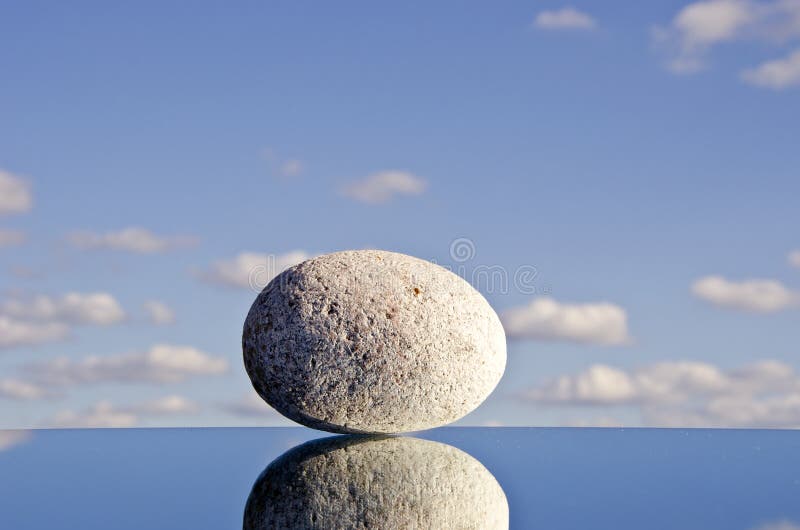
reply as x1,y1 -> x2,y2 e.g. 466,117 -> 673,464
790,250 -> 800,268
697,392 -> 800,427
563,416 -> 623,427
691,275 -> 799,312
25,344 -> 228,386
644,390 -> 800,428
742,48 -> 800,88
8,266 -> 41,280
665,55 -> 707,74
526,361 -> 735,405
143,300 -> 175,325
202,250 -> 310,290
633,361 -> 730,402
46,395 -> 200,428
674,0 -> 752,47
654,0 -> 800,75
223,390 -> 292,425
526,364 -> 637,404
0,316 -> 70,349
0,229 -> 25,248
225,391 -> 281,417
501,297 -> 631,345
342,170 -> 427,204
0,379 -> 48,400
279,159 -> 304,177
0,292 -> 125,350
49,401 -> 139,428
262,148 -> 305,178
525,359 -> 800,428
0,430 -> 32,452
67,227 -> 197,253
133,395 -> 199,415
1,292 -> 126,325
0,170 -> 33,215
533,7 -> 596,30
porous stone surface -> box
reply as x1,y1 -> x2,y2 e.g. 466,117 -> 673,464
242,249 -> 506,434
243,435 -> 509,530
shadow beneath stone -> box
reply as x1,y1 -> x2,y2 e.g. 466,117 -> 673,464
243,435 -> 508,529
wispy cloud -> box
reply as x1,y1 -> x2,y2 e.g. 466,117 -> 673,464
1,292 -> 126,326
526,361 -> 728,405
562,416 -> 624,428
501,297 -> 631,345
8,266 -> 43,280
201,250 -> 310,290
0,316 -> 70,350
0,292 -> 126,350
261,147 -> 305,178
0,229 -> 25,248
524,359 -> 800,428
67,227 -> 198,254
691,275 -> 799,312
653,0 -> 800,77
533,7 -> 596,30
224,391 -> 281,417
526,364 -> 639,404
342,170 -> 427,204
279,159 -> 304,177
0,379 -> 49,400
24,344 -> 228,386
46,395 -> 200,428
790,249 -> 800,268
48,402 -> 138,428
742,48 -> 800,89
0,170 -> 33,216
143,300 -> 175,325
223,390 -> 293,425
132,395 -> 199,415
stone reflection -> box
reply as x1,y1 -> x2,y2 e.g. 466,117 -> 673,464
243,435 -> 509,530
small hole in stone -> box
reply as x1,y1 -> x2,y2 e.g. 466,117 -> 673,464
413,287 -> 421,296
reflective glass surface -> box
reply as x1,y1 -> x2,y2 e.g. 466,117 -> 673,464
1,427 -> 798,529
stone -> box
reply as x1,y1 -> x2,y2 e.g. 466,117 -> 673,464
243,435 -> 509,530
242,249 -> 506,433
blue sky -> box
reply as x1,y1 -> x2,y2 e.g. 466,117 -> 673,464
1,0 -> 799,428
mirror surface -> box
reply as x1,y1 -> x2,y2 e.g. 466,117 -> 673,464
0,427 -> 798,529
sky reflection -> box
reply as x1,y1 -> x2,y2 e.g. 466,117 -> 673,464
0,427 -> 798,529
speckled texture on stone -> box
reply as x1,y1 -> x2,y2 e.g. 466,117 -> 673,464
242,249 -> 506,434
243,435 -> 509,530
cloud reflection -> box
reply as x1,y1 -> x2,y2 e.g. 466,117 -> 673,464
244,435 -> 508,529
0,430 -> 32,452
